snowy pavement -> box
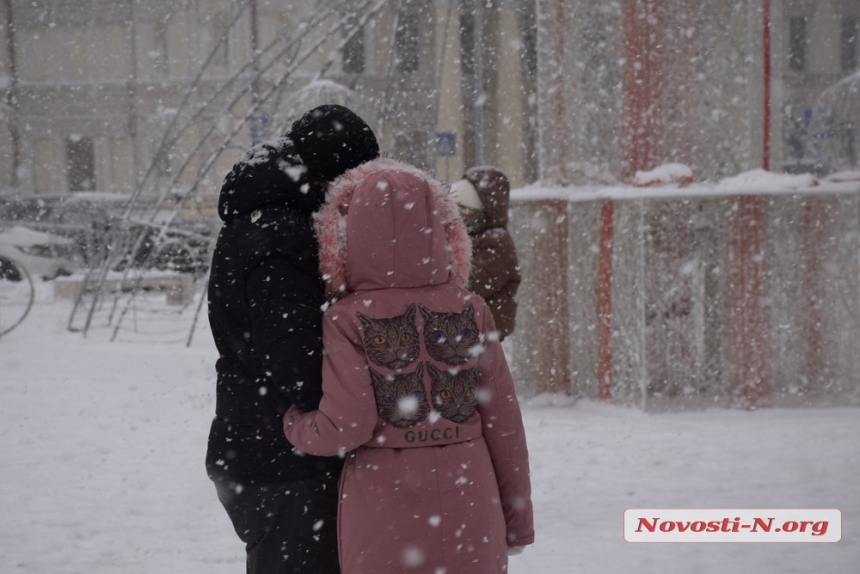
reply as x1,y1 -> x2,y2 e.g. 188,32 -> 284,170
1,288 -> 858,573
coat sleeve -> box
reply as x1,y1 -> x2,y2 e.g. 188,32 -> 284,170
247,252 -> 324,412
469,229 -> 520,301
476,305 -> 535,547
283,309 -> 378,456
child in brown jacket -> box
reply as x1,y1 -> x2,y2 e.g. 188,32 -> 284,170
450,166 -> 521,341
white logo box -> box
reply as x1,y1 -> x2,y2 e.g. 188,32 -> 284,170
624,509 -> 842,543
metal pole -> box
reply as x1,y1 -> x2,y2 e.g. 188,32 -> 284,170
250,0 -> 260,103
596,199 -> 615,400
729,195 -> 771,409
2,0 -> 20,188
762,0 -> 771,171
553,0 -> 567,183
473,0 -> 484,166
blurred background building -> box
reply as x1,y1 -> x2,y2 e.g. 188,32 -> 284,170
1,0 -> 858,406
0,0 -> 856,205
537,0 -> 859,184
0,0 -> 539,212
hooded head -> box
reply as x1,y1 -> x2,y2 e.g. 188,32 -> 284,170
315,158 -> 471,298
450,178 -> 483,211
462,166 -> 511,229
289,104 -> 380,182
217,136 -> 322,222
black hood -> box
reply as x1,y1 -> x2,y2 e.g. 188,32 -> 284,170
217,136 -> 325,222
290,104 -> 380,182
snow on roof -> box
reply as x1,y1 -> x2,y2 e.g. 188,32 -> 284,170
0,225 -> 74,246
301,78 -> 356,94
825,170 -> 860,183
631,163 -> 694,187
512,167 -> 860,203
716,168 -> 819,191
66,192 -> 132,202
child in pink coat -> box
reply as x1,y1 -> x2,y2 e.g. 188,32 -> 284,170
284,158 -> 534,574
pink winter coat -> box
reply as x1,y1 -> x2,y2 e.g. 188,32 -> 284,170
284,158 -> 534,574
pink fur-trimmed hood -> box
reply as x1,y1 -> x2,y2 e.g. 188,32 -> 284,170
315,158 -> 471,297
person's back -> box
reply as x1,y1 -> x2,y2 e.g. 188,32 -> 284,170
208,135 -> 337,486
450,166 -> 521,341
285,158 -> 534,573
207,105 -> 380,573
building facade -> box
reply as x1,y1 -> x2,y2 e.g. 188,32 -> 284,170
535,0 -> 860,185
0,0 -> 539,213
0,0 -> 855,209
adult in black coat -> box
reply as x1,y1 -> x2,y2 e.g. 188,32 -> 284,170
207,105 -> 379,574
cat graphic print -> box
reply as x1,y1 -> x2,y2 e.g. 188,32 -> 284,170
359,303 -> 483,432
428,363 -> 479,423
419,304 -> 482,366
368,365 -> 430,429
356,303 -> 420,370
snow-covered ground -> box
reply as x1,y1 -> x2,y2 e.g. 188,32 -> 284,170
1,286 -> 858,573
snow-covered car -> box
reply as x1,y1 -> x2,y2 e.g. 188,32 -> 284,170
0,226 -> 78,281
124,219 -> 215,278
0,195 -> 215,278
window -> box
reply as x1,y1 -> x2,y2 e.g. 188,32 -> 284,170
342,18 -> 365,74
146,112 -> 176,177
66,136 -> 95,191
154,147 -> 172,178
212,11 -> 230,69
153,18 -> 169,77
459,9 -> 476,77
841,16 -> 858,72
843,129 -> 857,168
395,9 -> 419,73
788,17 -> 807,71
459,9 -> 478,168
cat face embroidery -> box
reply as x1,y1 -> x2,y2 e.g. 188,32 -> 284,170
369,365 -> 430,429
419,304 -> 481,366
357,303 -> 420,370
428,363 -> 479,423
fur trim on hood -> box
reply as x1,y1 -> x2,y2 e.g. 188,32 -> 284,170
315,157 -> 471,298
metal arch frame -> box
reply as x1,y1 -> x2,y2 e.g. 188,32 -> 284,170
0,256 -> 35,340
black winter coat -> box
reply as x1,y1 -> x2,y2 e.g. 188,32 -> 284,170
206,137 -> 343,486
